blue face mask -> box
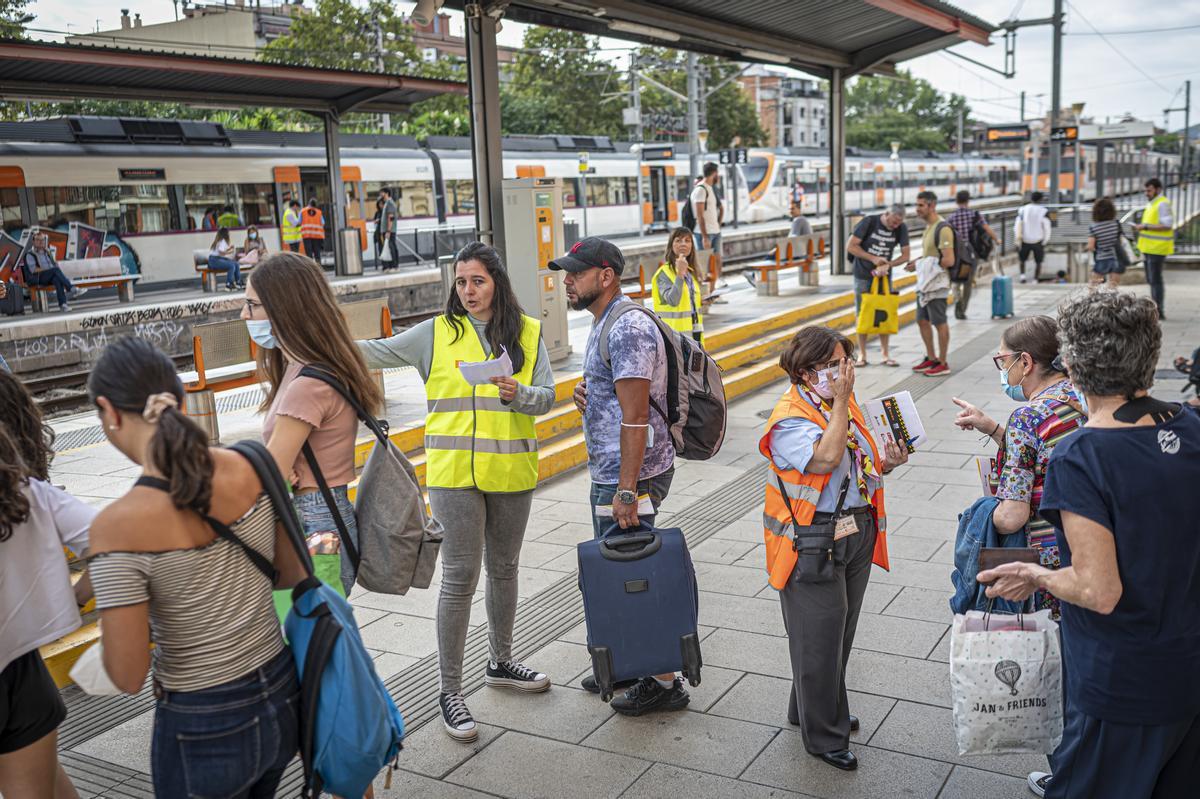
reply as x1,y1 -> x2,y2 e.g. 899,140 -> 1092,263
1000,357 -> 1026,402
245,318 -> 276,349
1077,392 -> 1089,416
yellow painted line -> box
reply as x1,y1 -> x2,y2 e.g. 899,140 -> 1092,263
41,625 -> 101,688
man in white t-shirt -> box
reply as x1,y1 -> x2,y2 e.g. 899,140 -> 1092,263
1014,191 -> 1052,283
690,162 -> 722,283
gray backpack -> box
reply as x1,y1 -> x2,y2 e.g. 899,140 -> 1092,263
299,366 -> 443,595
598,302 -> 727,460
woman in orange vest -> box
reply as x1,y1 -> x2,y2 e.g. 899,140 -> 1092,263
760,326 -> 907,773
300,198 -> 326,264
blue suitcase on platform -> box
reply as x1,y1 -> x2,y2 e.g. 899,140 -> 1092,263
992,274 -> 1014,318
577,522 -> 703,701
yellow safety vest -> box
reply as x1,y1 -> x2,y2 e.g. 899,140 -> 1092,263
281,209 -> 302,243
424,314 -> 541,492
1137,195 -> 1175,256
651,262 -> 704,342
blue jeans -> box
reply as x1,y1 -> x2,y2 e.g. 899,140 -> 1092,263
1143,253 -> 1166,314
693,232 -> 721,254
152,648 -> 299,799
589,468 -> 675,538
294,487 -> 359,596
207,254 -> 242,287
28,267 -> 73,307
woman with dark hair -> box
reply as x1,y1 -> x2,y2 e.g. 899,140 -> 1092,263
760,326 -> 906,772
652,227 -> 711,346
980,291 -> 1200,798
207,226 -> 243,291
951,315 -> 1085,617
84,337 -> 304,798
1087,197 -> 1124,287
357,241 -> 556,743
241,251 -> 382,600
239,224 -> 268,267
0,374 -> 90,799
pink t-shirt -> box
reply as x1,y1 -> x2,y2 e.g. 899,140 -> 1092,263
263,361 -> 358,490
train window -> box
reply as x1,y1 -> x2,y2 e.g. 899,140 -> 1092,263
447,180 -> 476,215
365,180 -> 436,218
561,178 -> 579,209
36,186 -> 122,233
183,183 -> 274,230
1,188 -> 21,231
586,178 -> 610,206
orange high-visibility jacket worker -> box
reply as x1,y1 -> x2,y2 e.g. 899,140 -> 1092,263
300,200 -> 326,262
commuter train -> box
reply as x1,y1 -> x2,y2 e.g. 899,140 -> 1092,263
0,116 -> 1178,286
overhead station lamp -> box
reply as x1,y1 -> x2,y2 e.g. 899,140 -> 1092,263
607,20 -> 682,43
741,48 -> 791,65
411,0 -> 445,27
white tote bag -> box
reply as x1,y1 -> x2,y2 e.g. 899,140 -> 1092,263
950,608 -> 1063,756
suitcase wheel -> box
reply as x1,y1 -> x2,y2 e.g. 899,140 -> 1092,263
587,645 -> 615,703
680,632 -> 703,688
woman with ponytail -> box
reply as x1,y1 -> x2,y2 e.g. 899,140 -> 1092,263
0,373 -> 90,799
85,337 -> 305,798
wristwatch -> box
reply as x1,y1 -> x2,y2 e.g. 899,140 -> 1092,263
614,489 -> 638,506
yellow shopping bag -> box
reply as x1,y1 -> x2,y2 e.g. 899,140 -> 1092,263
856,275 -> 900,335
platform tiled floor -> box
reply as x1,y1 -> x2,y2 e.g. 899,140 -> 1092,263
53,270 -> 1200,798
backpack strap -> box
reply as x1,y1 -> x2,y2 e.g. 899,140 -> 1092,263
228,440 -> 315,579
597,301 -> 673,424
298,365 -> 390,445
300,443 -> 361,572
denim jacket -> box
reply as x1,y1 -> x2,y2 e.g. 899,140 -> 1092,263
949,496 -> 1028,615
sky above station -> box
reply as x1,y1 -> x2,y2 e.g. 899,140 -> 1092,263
24,0 -> 1200,130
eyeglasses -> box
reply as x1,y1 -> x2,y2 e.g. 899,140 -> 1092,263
992,351 -> 1023,370
244,298 -> 264,315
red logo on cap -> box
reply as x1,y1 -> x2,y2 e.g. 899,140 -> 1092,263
570,242 -> 583,253
602,260 -> 609,267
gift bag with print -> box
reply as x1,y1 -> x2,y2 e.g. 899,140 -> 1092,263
950,608 -> 1063,756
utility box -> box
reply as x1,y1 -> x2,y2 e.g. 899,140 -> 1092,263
503,177 -> 571,361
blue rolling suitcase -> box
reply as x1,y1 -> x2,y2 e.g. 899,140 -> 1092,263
577,523 -> 703,701
991,274 -> 1014,318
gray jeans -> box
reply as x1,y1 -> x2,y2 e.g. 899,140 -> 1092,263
429,487 -> 535,693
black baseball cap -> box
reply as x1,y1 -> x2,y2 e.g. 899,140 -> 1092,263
548,236 -> 625,275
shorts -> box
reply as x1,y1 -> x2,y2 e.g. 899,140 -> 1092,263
590,467 -> 674,538
1093,256 -> 1124,275
0,649 -> 67,754
1018,241 -> 1045,265
853,277 -> 873,316
694,232 -> 722,254
916,296 -> 948,325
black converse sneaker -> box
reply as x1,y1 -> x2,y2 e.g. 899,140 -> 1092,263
610,677 -> 690,717
439,692 -> 478,742
484,660 -> 550,692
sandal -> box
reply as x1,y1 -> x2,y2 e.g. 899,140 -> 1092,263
854,359 -> 869,368
882,358 -> 900,367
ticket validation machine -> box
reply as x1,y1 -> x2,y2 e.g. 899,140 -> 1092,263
503,177 -> 571,361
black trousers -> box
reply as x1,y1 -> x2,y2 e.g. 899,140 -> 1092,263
1047,704 -> 1200,798
303,238 -> 323,263
1143,254 -> 1167,315
1018,242 -> 1045,277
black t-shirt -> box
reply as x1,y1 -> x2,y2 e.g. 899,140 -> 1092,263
851,215 -> 909,281
1040,406 -> 1200,725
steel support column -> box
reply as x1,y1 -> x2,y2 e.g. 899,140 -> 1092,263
323,111 -> 349,274
829,68 -> 847,275
1048,0 -> 1064,203
465,3 -> 506,256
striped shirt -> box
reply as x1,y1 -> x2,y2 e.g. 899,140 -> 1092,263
90,495 -> 283,692
1089,219 -> 1123,261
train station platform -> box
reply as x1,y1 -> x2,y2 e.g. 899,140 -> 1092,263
47,267 -> 1200,798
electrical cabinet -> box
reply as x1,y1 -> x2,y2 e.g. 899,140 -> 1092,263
502,177 -> 571,361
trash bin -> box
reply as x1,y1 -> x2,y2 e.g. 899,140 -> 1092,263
338,228 -> 364,276
184,388 -> 220,445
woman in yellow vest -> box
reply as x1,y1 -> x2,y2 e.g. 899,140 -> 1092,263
1132,177 -> 1174,318
760,326 -> 907,773
652,227 -> 710,346
356,242 -> 556,743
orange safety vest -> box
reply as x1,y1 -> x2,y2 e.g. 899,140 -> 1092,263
758,384 -> 889,591
300,207 -> 325,239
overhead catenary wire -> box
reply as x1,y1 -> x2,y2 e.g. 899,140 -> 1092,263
1064,1 -> 1173,95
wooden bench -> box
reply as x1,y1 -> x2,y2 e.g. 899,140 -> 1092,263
752,236 -> 821,296
193,249 -> 257,293
178,319 -> 259,443
28,256 -> 137,312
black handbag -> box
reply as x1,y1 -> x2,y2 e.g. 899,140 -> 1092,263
778,473 -> 850,584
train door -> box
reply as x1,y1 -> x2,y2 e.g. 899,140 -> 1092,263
642,165 -> 672,231
300,167 -> 334,239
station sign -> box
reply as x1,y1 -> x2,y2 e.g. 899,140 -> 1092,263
577,152 -> 589,173
640,145 -> 675,161
118,167 -> 166,180
1049,126 -> 1078,142
1077,121 -> 1155,141
719,148 -> 749,165
985,125 -> 1031,143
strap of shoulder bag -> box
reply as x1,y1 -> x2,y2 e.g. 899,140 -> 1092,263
204,513 -> 279,584
228,440 -> 315,578
300,443 -> 361,572
597,303 -> 673,425
776,472 -> 851,543
298,365 -> 390,445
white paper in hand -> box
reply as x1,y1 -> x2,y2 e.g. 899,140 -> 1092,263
69,639 -> 124,695
457,346 -> 514,386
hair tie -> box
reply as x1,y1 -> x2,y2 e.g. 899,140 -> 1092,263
142,392 -> 178,424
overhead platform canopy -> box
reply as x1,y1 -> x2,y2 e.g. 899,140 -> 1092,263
448,0 -> 994,76
0,39 -> 467,115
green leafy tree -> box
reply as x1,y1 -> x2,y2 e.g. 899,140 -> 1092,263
261,0 -> 417,72
845,70 -> 971,152
0,0 -> 31,39
500,28 -> 623,137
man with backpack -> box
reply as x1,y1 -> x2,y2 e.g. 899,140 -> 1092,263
947,190 -> 1000,319
687,162 -> 722,283
905,191 -> 958,376
551,236 -> 691,717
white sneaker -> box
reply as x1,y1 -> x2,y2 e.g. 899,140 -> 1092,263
59,303 -> 71,312
439,692 -> 478,742
1019,274 -> 1029,284
1027,771 -> 1051,797
69,286 -> 89,300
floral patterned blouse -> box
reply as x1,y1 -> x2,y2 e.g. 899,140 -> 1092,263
994,378 -> 1085,615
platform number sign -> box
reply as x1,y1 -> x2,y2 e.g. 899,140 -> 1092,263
719,148 -> 749,165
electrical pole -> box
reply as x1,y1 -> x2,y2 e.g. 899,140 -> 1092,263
630,54 -> 645,237
1166,79 -> 1192,178
687,51 -> 700,186
1048,0 -> 1064,203
373,13 -> 390,133
957,107 -> 964,154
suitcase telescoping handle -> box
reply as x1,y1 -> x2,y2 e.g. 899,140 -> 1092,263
598,523 -> 663,561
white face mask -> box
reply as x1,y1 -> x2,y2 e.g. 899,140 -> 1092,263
811,367 -> 838,399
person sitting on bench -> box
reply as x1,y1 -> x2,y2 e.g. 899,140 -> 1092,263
22,233 -> 86,312
206,227 -> 243,291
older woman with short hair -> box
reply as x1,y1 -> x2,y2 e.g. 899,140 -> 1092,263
980,291 -> 1200,799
